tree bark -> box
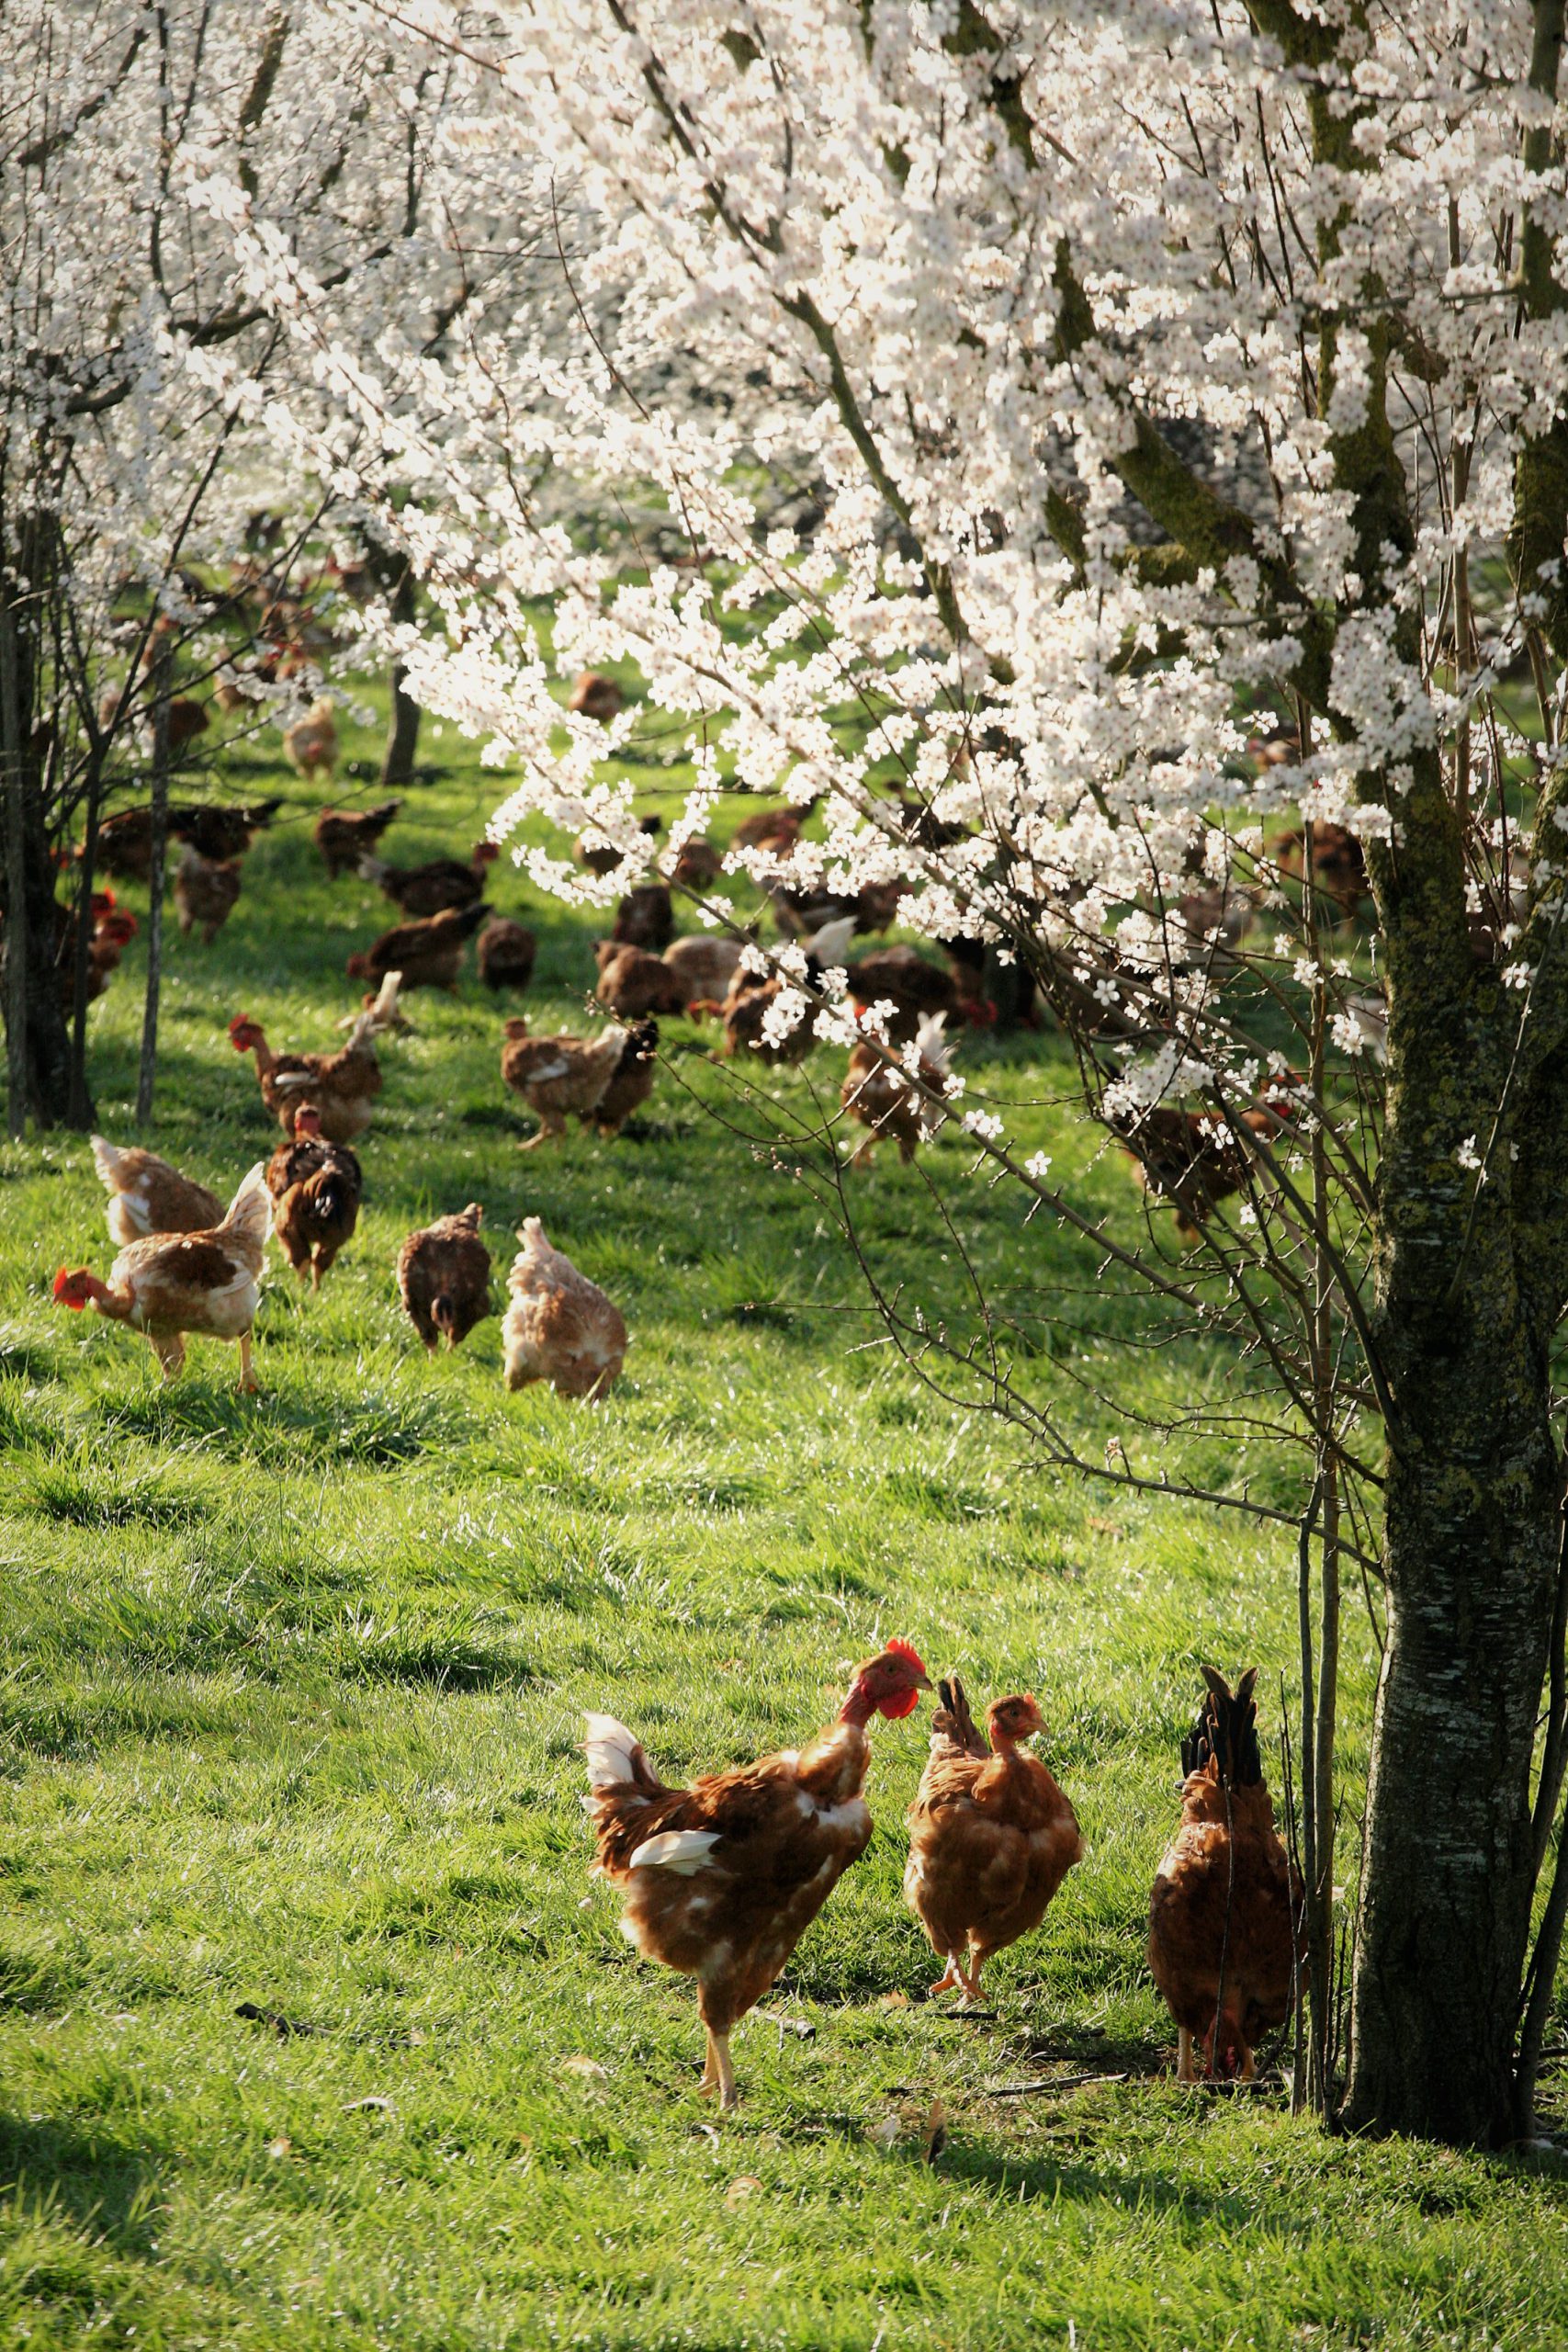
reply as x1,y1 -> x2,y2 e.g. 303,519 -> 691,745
380,566 -> 421,789
0,589 -> 28,1139
136,649 -> 170,1125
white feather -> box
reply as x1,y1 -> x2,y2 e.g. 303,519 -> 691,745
583,1711 -> 643,1785
628,1829 -> 720,1875
803,915 -> 857,970
914,1012 -> 953,1070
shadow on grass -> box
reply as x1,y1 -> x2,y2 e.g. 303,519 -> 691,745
94,1381 -> 453,1468
0,2112 -> 165,2262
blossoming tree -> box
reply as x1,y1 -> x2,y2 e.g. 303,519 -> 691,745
224,0 -> 1568,2143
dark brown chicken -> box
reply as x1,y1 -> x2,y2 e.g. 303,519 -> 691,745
730,802 -> 809,854
175,846 -> 242,944
846,945 -> 978,1045
1148,1667 -> 1305,2082
568,670 -> 625,719
584,1640 -> 931,2107
1275,821 -> 1367,920
345,900 -> 489,992
1112,1081 -> 1300,1243
477,916 -> 537,992
611,885 -> 674,952
840,1014 -> 953,1167
265,1104 -> 363,1290
360,841 -> 500,917
904,1677 -> 1082,2000
175,799 -> 283,861
575,814 -> 662,876
397,1204 -> 491,1351
315,798 -> 401,879
587,1020 -> 659,1136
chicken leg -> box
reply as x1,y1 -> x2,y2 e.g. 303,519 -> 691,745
237,1332 -> 258,1395
699,2027 -> 737,2110
149,1332 -> 186,1382
1176,2027 -> 1196,2084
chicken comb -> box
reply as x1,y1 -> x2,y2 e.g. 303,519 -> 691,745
53,1266 -> 88,1309
886,1636 -> 928,1679
227,1012 -> 255,1045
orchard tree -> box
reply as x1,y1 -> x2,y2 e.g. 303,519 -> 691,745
252,0 -> 1568,2145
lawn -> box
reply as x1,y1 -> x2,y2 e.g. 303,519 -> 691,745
3,695 -> 1567,2350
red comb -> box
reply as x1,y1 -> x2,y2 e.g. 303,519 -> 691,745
886,1636 -> 927,1678
53,1266 -> 87,1308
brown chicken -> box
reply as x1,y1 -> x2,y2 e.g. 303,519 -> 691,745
575,814 -> 662,876
175,846 -> 242,944
49,897 -> 138,1009
583,1640 -> 931,2108
229,1004 -> 387,1143
502,1218 -> 626,1398
283,698 -> 339,779
477,916 -> 537,992
265,1105 -> 362,1290
847,944 -> 982,1045
91,1136 -> 223,1247
568,669 -> 625,719
904,1676 -> 1082,2000
345,900 -> 489,992
397,1205 -> 491,1351
1112,1080 -> 1300,1243
663,933 -> 744,1007
730,802 -> 809,854
1148,1667 -> 1305,2083
671,837 -> 722,888
53,1163 -> 271,1392
1275,821 -> 1368,920
360,841 -> 499,917
175,800 -> 283,861
500,1018 -> 633,1148
612,885 -> 674,952
593,942 -> 687,1019
840,1013 -> 953,1167
315,798 -> 401,879
588,1021 -> 659,1136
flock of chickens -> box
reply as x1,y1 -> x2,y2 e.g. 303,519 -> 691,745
587,1648 -> 1303,2107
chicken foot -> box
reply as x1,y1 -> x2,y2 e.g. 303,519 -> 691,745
518,1114 -> 566,1151
699,2027 -> 737,2111
929,1951 -> 982,2001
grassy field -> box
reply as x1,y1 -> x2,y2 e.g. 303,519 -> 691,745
3,696 -> 1567,2350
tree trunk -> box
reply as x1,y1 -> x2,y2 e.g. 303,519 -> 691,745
1345,1233 -> 1560,2143
380,567 -> 421,789
0,590 -> 28,1139
0,588 -> 73,1130
136,651 -> 170,1125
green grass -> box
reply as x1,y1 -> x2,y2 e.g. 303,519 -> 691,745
2,694 -> 1567,2349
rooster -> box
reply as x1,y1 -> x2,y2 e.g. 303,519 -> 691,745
345,900 -> 489,992
584,1640 -> 931,2107
1147,1667 -> 1305,2083
840,1013 -> 953,1168
90,1136 -> 222,1246
265,1106 -> 362,1290
502,1218 -> 626,1398
229,994 -> 393,1143
904,1676 -> 1082,2001
53,1163 -> 271,1392
398,1205 -> 491,1351
500,1017 -> 632,1148
315,798 -> 401,880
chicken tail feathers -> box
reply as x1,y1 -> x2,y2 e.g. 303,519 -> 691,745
220,1163 -> 274,1250
932,1674 -> 987,1757
584,1712 -> 664,1794
1183,1665 -> 1262,1786
90,1135 -> 123,1191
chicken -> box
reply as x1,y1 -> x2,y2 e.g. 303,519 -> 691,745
229,1003 -> 388,1143
846,944 -> 980,1045
175,846 -> 242,944
1112,1080 -> 1301,1244
315,798 -> 401,880
718,917 -> 857,1063
345,900 -> 489,992
90,1136 -> 223,1248
500,1017 -> 630,1148
51,899 -> 139,1010
283,698 -> 339,779
575,814 -> 662,876
88,808 -> 160,885
1275,821 -> 1368,920
1148,1667 -> 1305,2082
477,916 -> 537,992
671,838 -> 722,889
568,670 -> 625,719
730,802 -> 808,853
663,933 -> 744,1008
773,880 -> 905,940
397,1204 -> 491,1351
612,885 -> 674,951
175,799 -> 283,861
360,841 -> 499,917
265,1105 -> 362,1290
840,1013 -> 953,1167
502,1217 -> 627,1398
53,1162 -> 272,1392
904,1676 -> 1082,2001
583,1640 -> 931,2108
588,1020 -> 659,1136
593,942 -> 687,1019
1174,885 -> 1260,960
